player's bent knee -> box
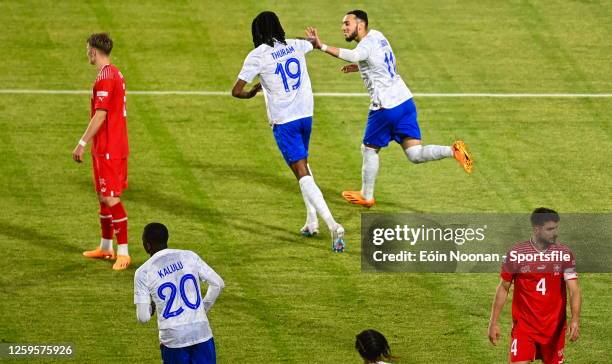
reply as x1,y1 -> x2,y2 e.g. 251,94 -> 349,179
405,145 -> 425,164
100,196 -> 120,206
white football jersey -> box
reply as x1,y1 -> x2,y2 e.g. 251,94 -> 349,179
355,29 -> 413,110
134,249 -> 224,348
238,39 -> 314,125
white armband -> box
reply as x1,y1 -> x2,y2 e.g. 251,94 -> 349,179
320,44 -> 328,52
78,139 -> 87,147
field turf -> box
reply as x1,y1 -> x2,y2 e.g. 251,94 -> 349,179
0,1 -> 610,362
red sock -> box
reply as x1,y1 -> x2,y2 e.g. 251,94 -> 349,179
110,202 -> 128,246
99,203 -> 114,240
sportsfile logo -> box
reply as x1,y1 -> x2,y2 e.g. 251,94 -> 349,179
371,224 -> 487,246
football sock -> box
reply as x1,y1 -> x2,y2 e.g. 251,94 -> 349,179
117,244 -> 129,256
109,202 -> 128,249
298,175 -> 337,231
361,145 -> 379,200
99,203 -> 114,251
302,164 -> 318,224
405,145 -> 452,164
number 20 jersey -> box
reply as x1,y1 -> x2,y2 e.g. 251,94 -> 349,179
134,249 -> 223,348
238,39 -> 314,126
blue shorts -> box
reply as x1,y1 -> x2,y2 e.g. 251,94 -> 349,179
160,338 -> 216,364
363,98 -> 421,148
272,117 -> 312,165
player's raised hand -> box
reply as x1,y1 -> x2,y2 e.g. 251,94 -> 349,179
305,26 -> 322,49
569,319 -> 580,342
72,144 -> 85,163
341,64 -> 359,73
248,83 -> 262,98
488,322 -> 501,345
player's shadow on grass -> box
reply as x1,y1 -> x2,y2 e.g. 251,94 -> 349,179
0,220 -> 79,254
127,186 -> 304,247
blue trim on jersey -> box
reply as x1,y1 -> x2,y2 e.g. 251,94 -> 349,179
363,98 -> 421,148
272,117 -> 312,165
160,338 -> 216,364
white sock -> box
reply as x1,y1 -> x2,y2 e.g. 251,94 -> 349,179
100,238 -> 113,251
298,175 -> 337,231
361,145 -> 379,200
300,186 -> 318,225
405,145 -> 452,164
117,244 -> 129,256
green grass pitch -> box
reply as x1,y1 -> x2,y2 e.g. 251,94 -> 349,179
0,0 -> 610,362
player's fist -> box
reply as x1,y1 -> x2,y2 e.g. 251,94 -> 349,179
488,322 -> 501,345
72,144 -> 85,163
569,319 -> 580,342
341,64 -> 359,73
248,83 -> 262,98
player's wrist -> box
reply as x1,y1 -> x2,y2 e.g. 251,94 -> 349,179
320,44 -> 328,52
78,139 -> 87,147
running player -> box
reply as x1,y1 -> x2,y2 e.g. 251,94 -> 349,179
135,223 -> 224,364
73,33 -> 131,270
488,208 -> 581,363
306,10 -> 473,208
232,11 -> 345,252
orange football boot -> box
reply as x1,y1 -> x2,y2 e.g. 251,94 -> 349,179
112,255 -> 131,270
341,191 -> 375,207
83,247 -> 115,260
452,140 -> 473,174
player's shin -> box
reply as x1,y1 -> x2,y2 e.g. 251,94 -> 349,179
405,145 -> 452,164
298,175 -> 337,230
361,144 -> 379,200
99,203 -> 114,251
109,202 -> 129,255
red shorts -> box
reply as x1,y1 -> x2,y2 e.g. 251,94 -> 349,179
509,325 -> 565,363
92,156 -> 128,197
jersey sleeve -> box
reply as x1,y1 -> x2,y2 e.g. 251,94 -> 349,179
237,50 -> 262,83
295,39 -> 314,54
337,40 -> 371,63
563,248 -> 577,281
193,253 -> 225,312
94,77 -> 114,111
133,269 -> 151,304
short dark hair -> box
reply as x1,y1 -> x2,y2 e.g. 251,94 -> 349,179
530,207 -> 560,226
251,11 -> 286,48
355,329 -> 392,361
87,33 -> 113,55
143,222 -> 169,248
347,9 -> 368,27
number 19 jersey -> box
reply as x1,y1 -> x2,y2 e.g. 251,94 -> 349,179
238,39 -> 314,125
134,249 -> 224,348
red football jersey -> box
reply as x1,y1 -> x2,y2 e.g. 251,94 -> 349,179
501,240 -> 577,343
90,64 -> 129,159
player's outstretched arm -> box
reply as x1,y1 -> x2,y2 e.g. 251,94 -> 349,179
305,27 -> 368,63
231,79 -> 262,99
72,109 -> 107,163
566,279 -> 581,342
488,280 -> 511,346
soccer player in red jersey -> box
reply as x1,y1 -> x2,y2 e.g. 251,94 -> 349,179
488,208 -> 581,364
72,33 -> 131,270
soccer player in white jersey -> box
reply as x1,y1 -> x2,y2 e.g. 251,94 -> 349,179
232,11 -> 346,252
306,10 -> 473,208
134,223 -> 224,364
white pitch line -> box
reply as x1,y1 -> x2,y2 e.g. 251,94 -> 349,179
0,89 -> 611,98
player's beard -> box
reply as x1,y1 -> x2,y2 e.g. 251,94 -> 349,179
345,28 -> 358,42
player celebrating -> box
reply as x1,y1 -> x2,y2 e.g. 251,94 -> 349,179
73,33 -> 131,270
306,10 -> 473,208
488,208 -> 582,364
232,11 -> 346,252
134,223 -> 224,364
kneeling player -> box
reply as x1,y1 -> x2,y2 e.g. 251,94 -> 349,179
134,223 -> 224,364
488,208 -> 581,363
